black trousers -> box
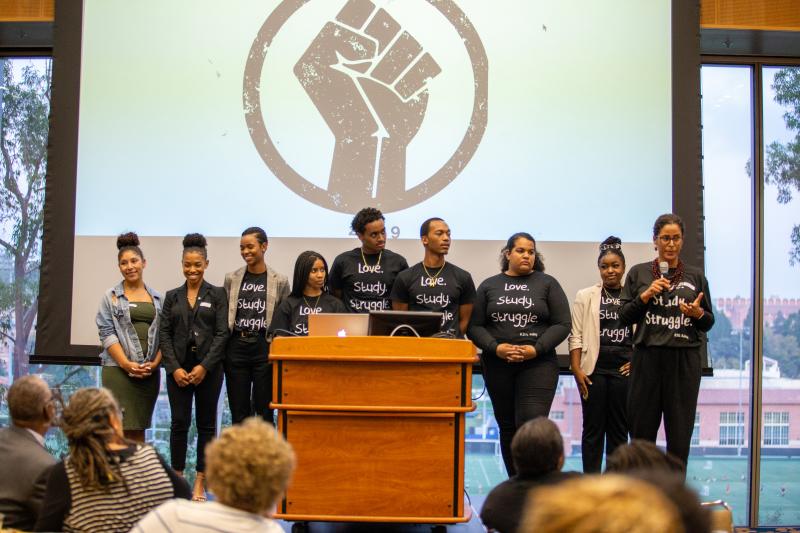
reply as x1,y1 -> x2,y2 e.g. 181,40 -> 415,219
481,352 -> 559,476
166,354 -> 224,472
628,345 -> 702,469
224,335 -> 273,425
580,371 -> 628,473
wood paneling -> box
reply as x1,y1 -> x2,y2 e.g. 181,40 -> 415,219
0,0 -> 53,22
1,1 -> 797,34
701,0 -> 800,31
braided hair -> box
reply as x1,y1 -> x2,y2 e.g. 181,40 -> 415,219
61,388 -> 127,490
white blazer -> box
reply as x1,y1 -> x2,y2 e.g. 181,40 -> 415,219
568,283 -> 603,375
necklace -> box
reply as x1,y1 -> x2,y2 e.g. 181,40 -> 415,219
361,247 -> 382,268
602,285 -> 620,302
303,294 -> 321,312
422,260 -> 446,287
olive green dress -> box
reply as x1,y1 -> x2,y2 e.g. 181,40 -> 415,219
101,301 -> 161,430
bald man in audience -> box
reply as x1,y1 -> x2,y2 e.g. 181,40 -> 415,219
0,375 -> 57,530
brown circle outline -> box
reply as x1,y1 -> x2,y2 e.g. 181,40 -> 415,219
243,0 -> 488,213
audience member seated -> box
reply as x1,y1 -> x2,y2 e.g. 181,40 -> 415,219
605,438 -> 685,473
134,417 -> 296,532
481,417 -> 578,533
34,387 -> 190,532
520,474 -> 684,533
605,440 -> 711,533
0,375 -> 57,531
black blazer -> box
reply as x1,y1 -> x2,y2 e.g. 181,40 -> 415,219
159,280 -> 228,374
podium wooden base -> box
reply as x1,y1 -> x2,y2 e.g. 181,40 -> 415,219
270,336 -> 477,525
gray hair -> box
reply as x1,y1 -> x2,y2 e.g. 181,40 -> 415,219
7,375 -> 51,424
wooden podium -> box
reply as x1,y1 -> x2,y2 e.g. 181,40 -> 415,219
270,336 -> 477,526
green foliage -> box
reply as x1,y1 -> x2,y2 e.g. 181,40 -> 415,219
708,303 -> 749,368
0,58 -> 51,378
765,67 -> 800,265
767,311 -> 800,379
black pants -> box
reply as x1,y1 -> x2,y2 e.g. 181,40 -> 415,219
166,354 -> 224,472
628,345 -> 702,469
580,371 -> 628,473
224,335 -> 273,425
481,352 -> 559,476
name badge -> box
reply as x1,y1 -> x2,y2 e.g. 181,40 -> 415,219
200,301 -> 212,308
129,303 -> 138,308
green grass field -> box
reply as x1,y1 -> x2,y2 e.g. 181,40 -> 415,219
465,454 -> 800,526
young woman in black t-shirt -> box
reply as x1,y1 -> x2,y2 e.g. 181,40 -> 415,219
223,227 -> 290,425
568,236 -> 632,473
270,251 -> 346,336
619,214 -> 714,469
468,232 -> 572,476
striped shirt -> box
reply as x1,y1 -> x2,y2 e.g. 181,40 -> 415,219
134,500 -> 284,533
35,444 -> 190,532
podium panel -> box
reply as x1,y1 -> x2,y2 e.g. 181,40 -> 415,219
277,360 -> 467,409
281,411 -> 462,519
270,336 -> 477,524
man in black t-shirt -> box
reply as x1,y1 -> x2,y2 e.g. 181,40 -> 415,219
391,218 -> 476,337
329,207 -> 408,313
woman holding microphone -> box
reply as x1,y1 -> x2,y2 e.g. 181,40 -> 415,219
159,233 -> 228,501
619,213 -> 714,470
95,232 -> 162,442
569,236 -> 632,473
468,232 -> 571,476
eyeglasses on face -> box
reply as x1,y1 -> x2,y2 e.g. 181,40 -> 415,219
657,235 -> 682,244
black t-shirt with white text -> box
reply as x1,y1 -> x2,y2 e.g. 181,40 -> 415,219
329,248 -> 408,313
234,271 -> 267,332
269,293 -> 347,336
619,262 -> 715,348
390,262 -> 476,337
468,272 -> 571,358
596,286 -> 632,372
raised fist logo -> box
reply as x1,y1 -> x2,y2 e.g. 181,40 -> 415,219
295,0 -> 441,204
244,0 -> 488,213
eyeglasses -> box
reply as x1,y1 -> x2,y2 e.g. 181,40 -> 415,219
657,235 -> 682,244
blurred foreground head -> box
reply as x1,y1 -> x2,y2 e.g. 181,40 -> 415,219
205,417 -> 296,514
520,474 -> 684,533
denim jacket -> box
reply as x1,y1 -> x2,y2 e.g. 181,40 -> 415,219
96,281 -> 162,366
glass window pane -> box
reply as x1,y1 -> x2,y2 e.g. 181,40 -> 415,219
700,64 -> 754,526
760,64 -> 800,527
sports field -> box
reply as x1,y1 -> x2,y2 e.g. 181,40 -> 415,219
465,454 -> 800,526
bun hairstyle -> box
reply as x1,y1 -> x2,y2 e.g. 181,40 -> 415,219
116,232 -> 143,260
500,232 -> 545,272
598,236 -> 625,266
652,213 -> 685,239
182,232 -> 208,259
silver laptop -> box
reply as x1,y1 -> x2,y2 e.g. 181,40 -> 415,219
307,313 -> 369,337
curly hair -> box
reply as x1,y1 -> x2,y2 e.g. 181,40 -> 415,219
350,207 -> 384,235
61,387 -> 125,490
520,474 -> 684,533
205,417 -> 295,514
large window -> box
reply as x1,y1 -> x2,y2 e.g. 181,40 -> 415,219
699,64 -> 754,524
763,412 -> 789,446
719,412 -> 746,447
760,64 -> 800,526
